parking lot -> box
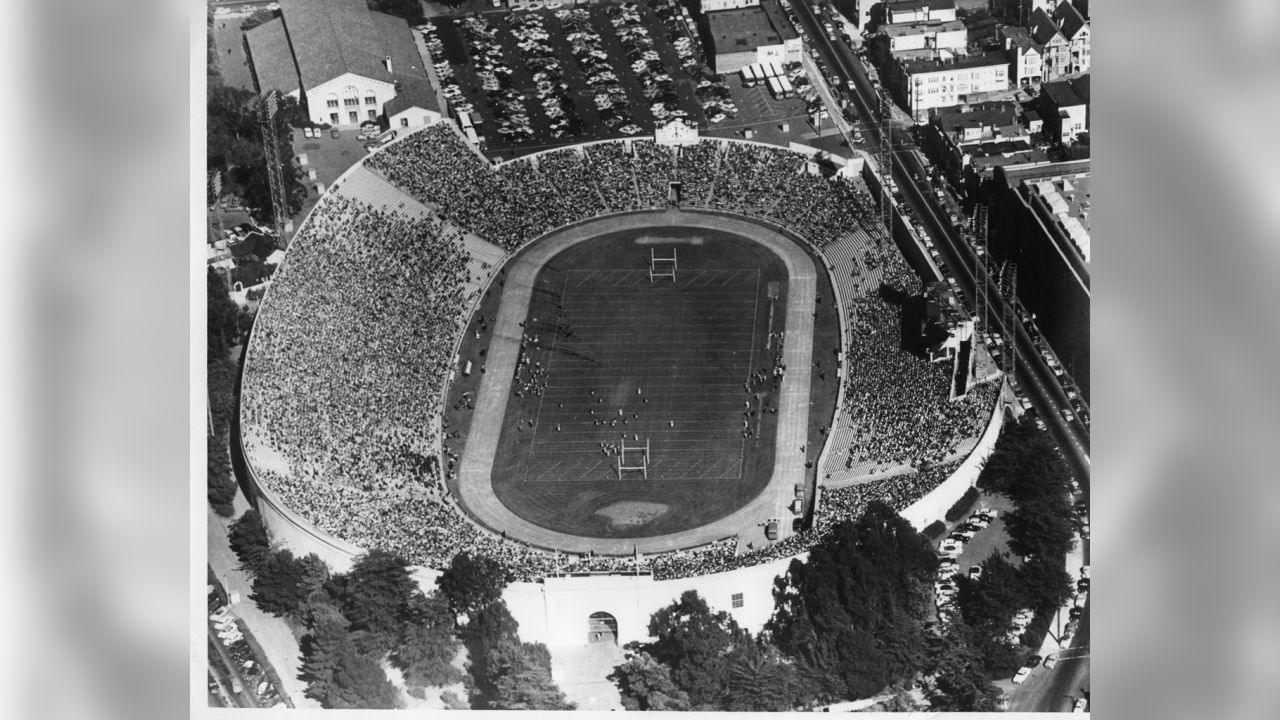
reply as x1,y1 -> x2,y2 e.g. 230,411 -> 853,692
424,1 -> 718,158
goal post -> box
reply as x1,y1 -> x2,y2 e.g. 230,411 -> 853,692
649,249 -> 677,283
617,438 -> 651,480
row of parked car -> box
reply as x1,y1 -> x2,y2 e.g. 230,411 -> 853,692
607,2 -> 688,129
933,507 -> 998,624
560,6 -> 641,135
208,584 -> 286,709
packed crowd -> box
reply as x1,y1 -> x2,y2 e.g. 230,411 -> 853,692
247,127 -> 995,581
366,124 -> 573,251
241,194 -> 474,497
838,262 -> 999,469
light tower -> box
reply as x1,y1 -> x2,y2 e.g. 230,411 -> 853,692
878,91 -> 893,239
973,203 -> 989,337
1000,261 -> 1019,376
257,90 -> 291,246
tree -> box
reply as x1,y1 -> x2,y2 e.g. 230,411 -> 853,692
461,600 -> 520,703
300,604 -> 400,709
920,630 -> 1002,712
609,650 -> 690,711
766,502 -> 937,703
207,432 -> 237,516
228,510 -> 271,576
641,590 -> 745,708
954,552 -> 1023,629
391,592 -> 463,688
343,549 -> 419,655
252,549 -> 309,617
723,642 -> 815,711
483,639 -> 575,710
1004,493 -> 1077,561
436,552 -> 508,617
207,269 -> 240,359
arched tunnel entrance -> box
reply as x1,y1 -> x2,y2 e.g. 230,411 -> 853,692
588,611 -> 618,644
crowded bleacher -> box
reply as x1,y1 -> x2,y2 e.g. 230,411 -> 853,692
240,123 -> 1000,581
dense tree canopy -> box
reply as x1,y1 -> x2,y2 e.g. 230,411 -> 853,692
920,629 -> 1003,712
642,590 -> 747,708
299,604 -> 400,709
206,84 -> 306,224
483,639 -> 575,710
766,501 -> 937,703
609,650 -> 691,711
228,510 -> 272,576
459,599 -> 572,709
343,549 -> 420,655
436,552 -> 509,618
391,592 -> 463,688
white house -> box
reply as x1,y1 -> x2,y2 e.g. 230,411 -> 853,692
245,0 -> 441,128
897,52 -> 1009,123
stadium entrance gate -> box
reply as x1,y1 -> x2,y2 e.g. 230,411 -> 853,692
588,611 -> 618,644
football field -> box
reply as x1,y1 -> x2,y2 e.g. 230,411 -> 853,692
488,230 -> 787,538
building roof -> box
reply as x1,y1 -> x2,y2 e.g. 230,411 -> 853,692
900,51 -> 1008,75
882,19 -> 966,39
278,0 -> 428,91
1040,79 -> 1085,108
707,2 -> 797,54
1030,8 -> 1063,45
888,0 -> 957,14
933,102 -> 1022,137
246,17 -> 302,96
1052,0 -> 1089,40
1068,73 -> 1089,103
384,78 -> 438,117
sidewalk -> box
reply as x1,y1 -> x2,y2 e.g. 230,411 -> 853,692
1037,531 -> 1088,658
208,500 -> 322,709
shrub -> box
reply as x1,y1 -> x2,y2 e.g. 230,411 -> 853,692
944,486 -> 980,522
922,520 -> 947,541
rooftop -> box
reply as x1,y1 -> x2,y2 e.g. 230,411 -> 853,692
245,18 -> 301,96
276,0 -> 433,95
1040,78 -> 1086,108
1021,171 -> 1092,260
888,0 -> 957,14
900,51 -> 1008,75
882,19 -> 966,38
707,1 -> 797,52
933,101 -> 1024,139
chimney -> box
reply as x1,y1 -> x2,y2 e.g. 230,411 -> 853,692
384,55 -> 393,74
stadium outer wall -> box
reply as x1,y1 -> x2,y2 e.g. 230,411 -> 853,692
232,126 -> 1008,648
235,390 -> 1006,648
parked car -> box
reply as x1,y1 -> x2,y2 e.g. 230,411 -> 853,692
330,128 -> 340,138
1012,666 -> 1032,684
1025,654 -> 1043,668
968,565 -> 982,580
1072,698 -> 1088,712
1043,653 -> 1058,669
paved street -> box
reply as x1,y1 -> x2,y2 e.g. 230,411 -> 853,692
207,501 -> 321,709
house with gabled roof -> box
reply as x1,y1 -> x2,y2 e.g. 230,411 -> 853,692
245,0 -> 441,128
1029,0 -> 1090,80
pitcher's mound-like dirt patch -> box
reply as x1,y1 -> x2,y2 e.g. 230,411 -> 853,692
595,502 -> 670,529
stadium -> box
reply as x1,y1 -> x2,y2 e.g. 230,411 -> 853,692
236,121 -> 1005,654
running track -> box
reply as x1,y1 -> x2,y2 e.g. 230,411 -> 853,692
456,209 -> 817,554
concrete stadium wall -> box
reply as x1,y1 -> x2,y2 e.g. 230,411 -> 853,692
503,554 -> 802,648
899,400 -> 1005,530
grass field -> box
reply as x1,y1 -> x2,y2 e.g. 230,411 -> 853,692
447,226 -> 820,539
